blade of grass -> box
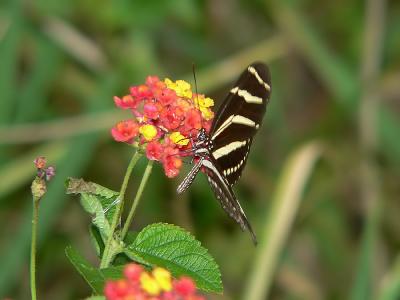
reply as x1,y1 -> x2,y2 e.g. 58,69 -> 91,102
242,141 -> 323,300
42,16 -> 108,72
377,256 -> 400,300
351,0 -> 386,298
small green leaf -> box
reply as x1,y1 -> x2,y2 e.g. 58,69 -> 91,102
126,223 -> 223,293
85,296 -> 106,300
65,245 -> 105,294
66,177 -> 119,239
101,265 -> 124,279
65,246 -> 124,294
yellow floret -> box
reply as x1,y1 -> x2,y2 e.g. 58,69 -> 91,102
200,107 -> 214,121
165,78 -> 192,98
152,267 -> 172,292
140,273 -> 161,295
199,97 -> 214,108
170,132 -> 189,146
139,124 -> 157,141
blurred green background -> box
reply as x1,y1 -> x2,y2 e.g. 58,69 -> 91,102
0,0 -> 399,299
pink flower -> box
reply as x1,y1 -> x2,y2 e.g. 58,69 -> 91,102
45,166 -> 56,181
111,120 -> 139,142
146,141 -> 163,161
158,88 -> 177,106
124,263 -> 144,283
114,95 -> 140,109
160,107 -> 183,131
130,84 -> 153,101
182,109 -> 202,135
162,147 -> 182,178
146,75 -> 164,88
34,156 -> 47,169
144,101 -> 162,119
174,277 -> 196,297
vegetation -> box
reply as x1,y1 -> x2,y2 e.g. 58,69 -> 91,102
0,0 -> 399,299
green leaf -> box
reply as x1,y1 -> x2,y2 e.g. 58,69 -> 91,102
85,297 -> 106,300
65,245 -> 105,294
66,177 -> 119,239
126,223 -> 223,293
89,225 -> 105,257
65,246 -> 124,295
101,265 -> 124,279
124,231 -> 139,245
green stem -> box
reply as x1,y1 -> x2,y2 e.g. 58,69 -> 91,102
121,160 -> 153,240
100,151 -> 141,268
30,198 -> 39,300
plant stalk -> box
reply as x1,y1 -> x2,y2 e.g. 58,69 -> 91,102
30,199 -> 39,300
121,160 -> 153,240
100,151 -> 141,268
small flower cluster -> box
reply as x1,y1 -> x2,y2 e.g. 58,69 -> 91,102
112,76 -> 214,178
33,156 -> 55,181
104,263 -> 205,300
32,156 -> 55,199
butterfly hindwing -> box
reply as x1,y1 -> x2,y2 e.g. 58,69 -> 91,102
201,156 -> 257,243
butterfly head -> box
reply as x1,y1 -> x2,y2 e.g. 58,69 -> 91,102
189,128 -> 212,157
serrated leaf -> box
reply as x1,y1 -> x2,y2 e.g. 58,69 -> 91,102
123,247 -> 152,267
65,246 -> 124,295
66,177 -> 119,239
126,223 -> 223,293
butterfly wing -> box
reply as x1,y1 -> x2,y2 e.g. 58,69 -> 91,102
201,156 -> 257,244
210,62 -> 271,185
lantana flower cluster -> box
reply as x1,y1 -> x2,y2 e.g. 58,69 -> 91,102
111,76 -> 214,178
34,156 -> 56,181
104,263 -> 206,300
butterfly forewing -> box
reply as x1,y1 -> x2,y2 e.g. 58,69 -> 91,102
210,62 -> 271,185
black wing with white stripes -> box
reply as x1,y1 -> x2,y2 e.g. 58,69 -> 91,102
210,62 -> 271,186
201,155 -> 257,243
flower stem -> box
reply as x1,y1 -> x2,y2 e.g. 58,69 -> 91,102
121,160 -> 154,240
100,151 -> 141,268
30,198 -> 39,300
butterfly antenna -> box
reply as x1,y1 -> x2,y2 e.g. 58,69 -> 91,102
192,63 -> 204,129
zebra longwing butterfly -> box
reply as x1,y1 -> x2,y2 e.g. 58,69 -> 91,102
177,62 -> 271,244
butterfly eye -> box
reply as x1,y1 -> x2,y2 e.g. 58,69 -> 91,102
196,128 -> 207,141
